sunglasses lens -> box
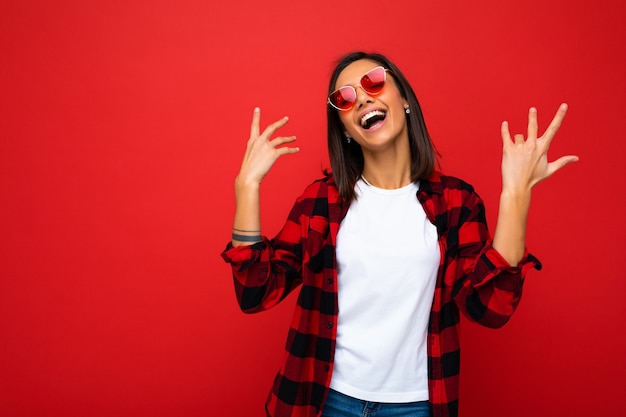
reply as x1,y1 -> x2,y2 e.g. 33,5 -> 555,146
361,67 -> 386,94
329,86 -> 356,110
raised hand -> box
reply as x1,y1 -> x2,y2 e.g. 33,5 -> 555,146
500,103 -> 579,194
493,103 -> 579,265
237,107 -> 299,186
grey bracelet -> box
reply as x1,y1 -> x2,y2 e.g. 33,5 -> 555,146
232,233 -> 262,242
232,227 -> 261,233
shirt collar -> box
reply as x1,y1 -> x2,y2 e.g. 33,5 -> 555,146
419,170 -> 444,196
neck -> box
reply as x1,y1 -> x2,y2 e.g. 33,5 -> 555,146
361,153 -> 412,189
359,130 -> 413,189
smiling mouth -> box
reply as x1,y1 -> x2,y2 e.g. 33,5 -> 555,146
360,110 -> 387,130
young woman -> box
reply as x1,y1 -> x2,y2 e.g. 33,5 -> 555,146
221,51 -> 578,417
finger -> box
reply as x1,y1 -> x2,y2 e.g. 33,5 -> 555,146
275,145 -> 301,156
527,107 -> 538,140
250,107 -> 261,138
269,135 -> 298,148
541,103 -> 568,144
547,154 -> 580,177
514,133 -> 525,144
261,116 -> 290,139
501,121 -> 512,146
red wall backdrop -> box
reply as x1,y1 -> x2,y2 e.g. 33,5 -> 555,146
1,1 -> 625,416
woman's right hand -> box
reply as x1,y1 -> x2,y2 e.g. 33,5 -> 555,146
236,107 -> 299,187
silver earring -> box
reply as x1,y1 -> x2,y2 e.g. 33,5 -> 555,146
405,107 -> 411,114
345,134 -> 351,144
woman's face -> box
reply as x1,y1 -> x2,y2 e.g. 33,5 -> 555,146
334,59 -> 409,151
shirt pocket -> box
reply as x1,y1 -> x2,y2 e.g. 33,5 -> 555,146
305,215 -> 329,274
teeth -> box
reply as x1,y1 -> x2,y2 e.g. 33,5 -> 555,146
360,110 -> 386,127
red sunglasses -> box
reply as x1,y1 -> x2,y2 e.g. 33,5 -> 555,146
327,66 -> 389,111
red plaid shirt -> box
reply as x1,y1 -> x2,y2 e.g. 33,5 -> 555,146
221,171 -> 541,417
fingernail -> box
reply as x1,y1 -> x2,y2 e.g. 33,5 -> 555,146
530,107 -> 537,113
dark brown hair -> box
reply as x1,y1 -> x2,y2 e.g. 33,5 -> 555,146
325,51 -> 439,203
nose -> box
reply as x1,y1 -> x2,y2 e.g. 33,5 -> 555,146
354,85 -> 374,109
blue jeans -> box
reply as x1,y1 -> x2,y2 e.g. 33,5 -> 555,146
321,389 -> 431,417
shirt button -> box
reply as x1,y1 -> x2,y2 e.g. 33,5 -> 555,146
324,365 -> 330,371
327,278 -> 333,285
327,322 -> 333,329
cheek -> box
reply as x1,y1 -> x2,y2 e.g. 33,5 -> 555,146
339,113 -> 355,132
389,96 -> 409,121
386,89 -> 405,108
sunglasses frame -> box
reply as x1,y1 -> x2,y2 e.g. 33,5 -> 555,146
327,66 -> 389,111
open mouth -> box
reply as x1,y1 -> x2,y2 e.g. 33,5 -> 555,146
360,110 -> 387,130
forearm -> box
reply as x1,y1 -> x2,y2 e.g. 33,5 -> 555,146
492,189 -> 531,266
232,176 -> 262,247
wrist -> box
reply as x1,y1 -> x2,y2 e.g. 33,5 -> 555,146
500,187 -> 532,205
235,175 -> 261,193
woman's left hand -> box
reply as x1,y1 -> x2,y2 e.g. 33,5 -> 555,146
500,103 -> 579,194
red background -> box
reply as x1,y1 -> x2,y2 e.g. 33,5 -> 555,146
1,1 -> 625,416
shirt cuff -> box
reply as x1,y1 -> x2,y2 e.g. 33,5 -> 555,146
473,241 -> 542,288
220,238 -> 267,266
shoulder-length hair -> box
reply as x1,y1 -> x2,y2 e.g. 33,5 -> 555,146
325,51 -> 439,204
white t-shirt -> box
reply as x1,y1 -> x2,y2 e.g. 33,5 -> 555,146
330,178 -> 440,402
